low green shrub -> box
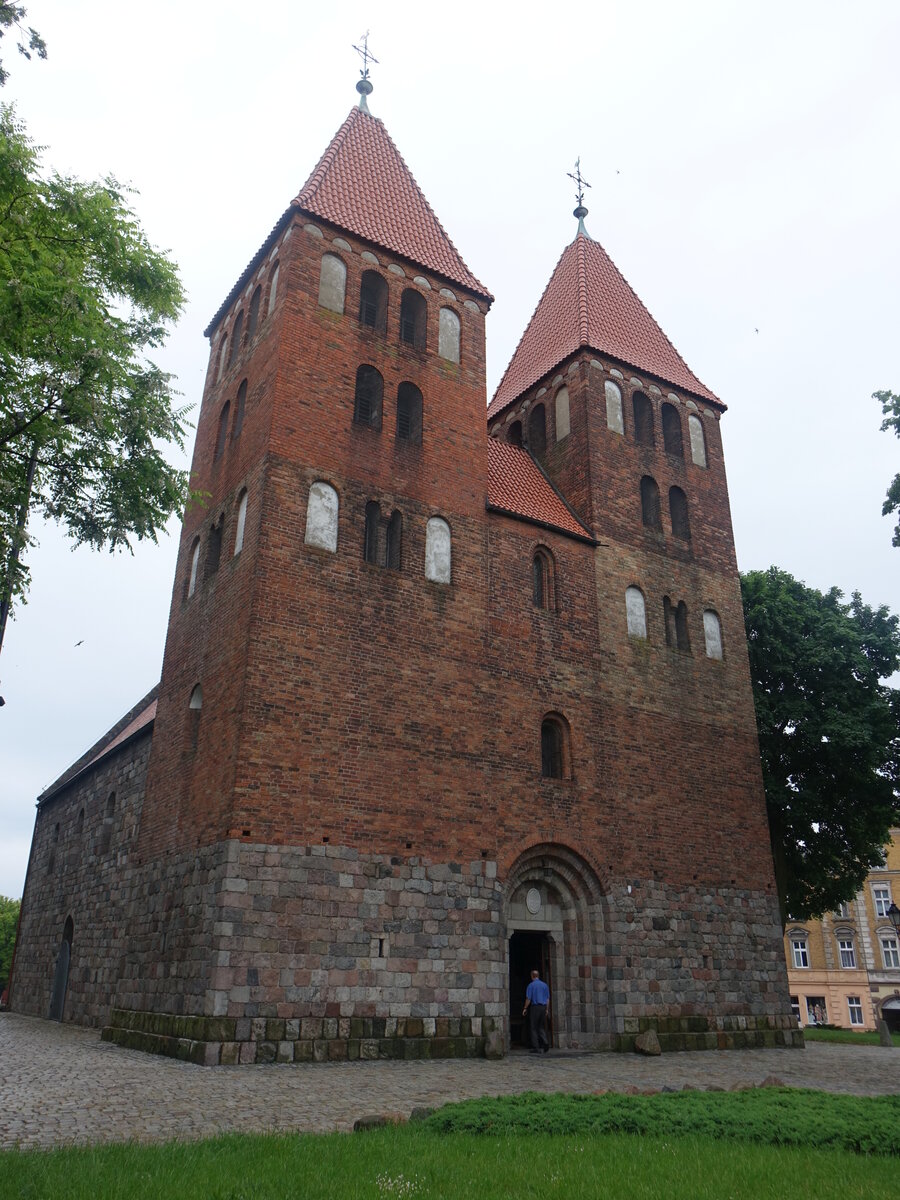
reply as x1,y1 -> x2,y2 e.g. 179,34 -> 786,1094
422,1089 -> 900,1156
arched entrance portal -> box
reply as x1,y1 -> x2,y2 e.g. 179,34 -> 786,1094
880,996 -> 900,1034
505,844 -> 609,1051
48,916 -> 73,1022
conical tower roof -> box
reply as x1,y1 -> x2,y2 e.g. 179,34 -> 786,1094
295,107 -> 491,300
205,105 -> 491,336
488,231 -> 716,418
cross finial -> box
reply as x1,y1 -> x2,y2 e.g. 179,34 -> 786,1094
352,31 -> 378,111
567,157 -> 591,210
567,157 -> 592,237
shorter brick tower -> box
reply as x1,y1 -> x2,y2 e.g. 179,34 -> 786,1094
10,78 -> 798,1062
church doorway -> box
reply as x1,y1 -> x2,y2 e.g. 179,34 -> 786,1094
508,929 -> 552,1050
48,916 -> 73,1022
882,997 -> 900,1034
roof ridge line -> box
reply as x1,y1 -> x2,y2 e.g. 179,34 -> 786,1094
576,234 -> 590,346
295,107 -> 361,210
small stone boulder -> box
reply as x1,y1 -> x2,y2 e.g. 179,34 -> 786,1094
353,1115 -> 388,1132
409,1107 -> 435,1123
634,1030 -> 661,1056
877,1020 -> 894,1048
483,1029 -> 505,1060
759,1075 -> 787,1088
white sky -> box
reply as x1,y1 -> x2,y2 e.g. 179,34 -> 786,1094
1,1 -> 898,897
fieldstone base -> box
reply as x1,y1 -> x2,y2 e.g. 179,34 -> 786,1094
614,1014 -> 803,1053
102,1008 -> 492,1064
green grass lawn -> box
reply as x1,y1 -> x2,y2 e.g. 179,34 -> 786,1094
801,1025 -> 900,1047
3,1091 -> 899,1200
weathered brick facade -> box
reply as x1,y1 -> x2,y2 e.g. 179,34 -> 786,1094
10,93 -> 799,1060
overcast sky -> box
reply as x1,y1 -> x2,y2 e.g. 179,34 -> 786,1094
1,1 -> 898,897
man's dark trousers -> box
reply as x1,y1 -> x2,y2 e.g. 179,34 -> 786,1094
528,1003 -> 549,1052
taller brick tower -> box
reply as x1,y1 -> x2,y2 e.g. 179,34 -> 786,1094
12,76 -> 797,1061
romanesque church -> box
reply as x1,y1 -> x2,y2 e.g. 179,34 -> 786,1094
9,78 -> 799,1062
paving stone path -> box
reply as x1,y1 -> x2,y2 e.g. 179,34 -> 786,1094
1,1013 -> 897,1150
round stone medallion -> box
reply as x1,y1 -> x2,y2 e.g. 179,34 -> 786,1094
525,887 -> 542,915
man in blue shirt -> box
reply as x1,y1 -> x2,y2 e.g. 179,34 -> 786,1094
522,969 -> 550,1053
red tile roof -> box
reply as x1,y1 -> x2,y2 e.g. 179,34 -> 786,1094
84,699 -> 157,771
488,232 -> 717,418
295,107 -> 491,300
487,438 -> 593,540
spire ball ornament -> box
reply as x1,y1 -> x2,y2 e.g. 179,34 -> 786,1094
352,31 -> 378,111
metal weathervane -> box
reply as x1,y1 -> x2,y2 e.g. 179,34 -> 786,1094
352,31 -> 379,80
567,158 -> 591,211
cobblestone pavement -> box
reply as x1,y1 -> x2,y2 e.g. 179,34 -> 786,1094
1,1013 -> 897,1150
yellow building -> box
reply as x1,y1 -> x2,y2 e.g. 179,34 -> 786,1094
784,830 -> 900,1032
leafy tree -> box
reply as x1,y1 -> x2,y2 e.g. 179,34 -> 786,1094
875,389 -> 900,547
0,105 -> 190,655
0,4 -> 46,86
0,894 -> 20,992
741,567 -> 900,924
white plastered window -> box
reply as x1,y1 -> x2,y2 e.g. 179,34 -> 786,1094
605,380 -> 623,434
318,253 -> 347,314
555,387 -> 570,441
424,516 -> 451,583
438,307 -> 460,363
234,491 -> 248,556
304,482 -> 339,553
625,586 -> 647,639
688,413 -> 707,467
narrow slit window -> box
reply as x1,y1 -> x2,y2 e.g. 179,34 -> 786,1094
232,380 -> 247,441
632,391 -> 655,447
669,486 -> 691,540
528,404 -> 547,457
640,476 -> 662,530
227,311 -> 244,367
540,717 -> 565,779
605,380 -> 623,434
246,286 -> 262,340
507,420 -> 522,447
187,538 -> 200,598
532,549 -> 554,610
364,501 -> 380,565
359,270 -> 388,334
661,403 -> 684,458
215,401 -> 230,461
438,307 -> 460,362
555,387 -> 570,441
688,414 -> 707,468
234,490 -> 248,556
354,365 -> 383,429
207,515 -> 223,576
396,382 -> 423,444
386,510 -> 402,570
266,262 -> 280,318
399,289 -> 427,350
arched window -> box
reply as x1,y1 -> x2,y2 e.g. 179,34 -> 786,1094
507,421 -> 523,447
438,307 -> 460,363
207,515 -> 223,576
227,311 -> 244,367
625,586 -> 647,639
189,684 -> 203,709
399,288 -> 427,349
354,365 -> 383,429
77,807 -> 85,837
669,486 -> 691,540
318,253 -> 347,314
664,596 -> 691,652
528,404 -> 547,457
532,548 -> 554,610
640,476 -> 662,530
215,401 -> 230,460
661,403 -> 684,458
688,414 -> 707,468
632,391 -> 655,447
364,501 -> 380,564
234,490 -> 248,556
555,387 -> 570,441
187,538 -> 200,598
305,481 -> 339,553
188,684 -> 203,750
359,270 -> 388,333
703,609 -> 723,659
425,517 -> 451,583
266,261 -> 280,318
396,382 -> 423,444
540,715 -> 568,779
386,510 -> 402,570
217,336 -> 228,382
605,380 -> 623,434
232,380 -> 247,441
247,286 -> 262,340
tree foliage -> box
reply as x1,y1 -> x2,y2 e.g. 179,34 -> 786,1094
875,389 -> 900,547
0,105 -> 190,631
0,894 -> 19,991
0,4 -> 46,86
741,567 -> 900,923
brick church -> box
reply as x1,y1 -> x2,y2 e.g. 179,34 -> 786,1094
9,77 -> 799,1062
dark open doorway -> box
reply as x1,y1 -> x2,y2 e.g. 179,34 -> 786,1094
509,929 -> 552,1050
48,916 -> 73,1022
